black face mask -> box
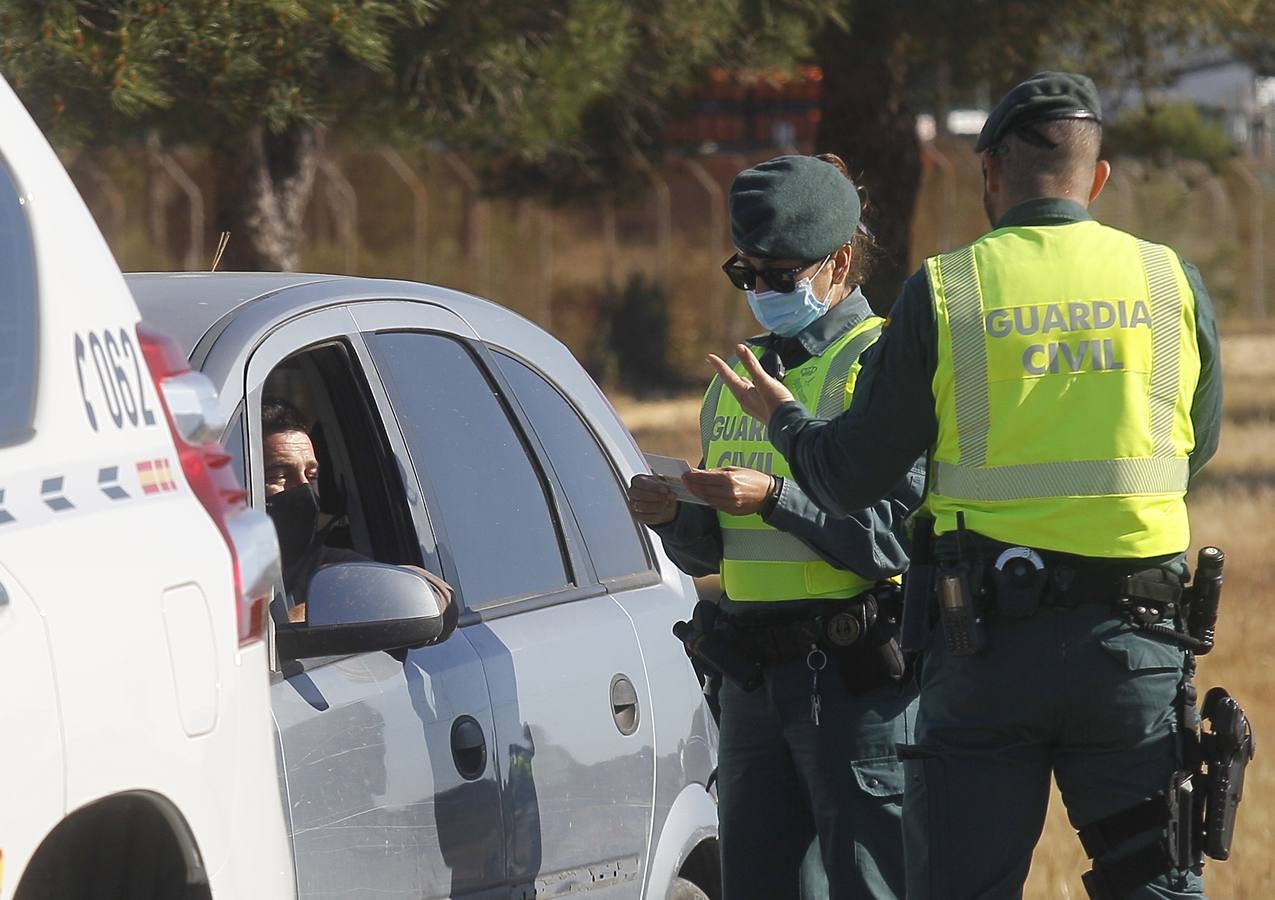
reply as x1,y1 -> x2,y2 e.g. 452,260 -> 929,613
266,483 -> 320,568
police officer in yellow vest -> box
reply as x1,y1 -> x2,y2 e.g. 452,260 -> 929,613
628,154 -> 925,899
710,74 -> 1224,899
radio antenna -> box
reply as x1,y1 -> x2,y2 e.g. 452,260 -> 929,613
210,231 -> 230,272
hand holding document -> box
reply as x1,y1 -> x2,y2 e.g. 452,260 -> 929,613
642,453 -> 711,506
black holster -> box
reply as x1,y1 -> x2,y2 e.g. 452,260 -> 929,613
673,600 -> 764,702
1080,670 -> 1255,898
900,517 -> 935,655
1199,686 -> 1255,860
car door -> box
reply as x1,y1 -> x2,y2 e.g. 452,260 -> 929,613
360,319 -> 655,899
487,350 -> 718,898
239,305 -> 506,900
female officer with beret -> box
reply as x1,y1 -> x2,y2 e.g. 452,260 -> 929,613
628,154 -> 925,899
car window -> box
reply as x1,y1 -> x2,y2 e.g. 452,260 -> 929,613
261,342 -> 418,569
494,352 -> 651,582
0,157 -> 37,447
223,407 -> 245,484
367,332 -> 570,608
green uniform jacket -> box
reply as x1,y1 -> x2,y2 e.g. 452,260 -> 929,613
769,198 -> 1222,572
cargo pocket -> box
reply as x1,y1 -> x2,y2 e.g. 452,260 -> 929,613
850,754 -> 905,799
1098,627 -> 1184,672
1095,626 -> 1184,744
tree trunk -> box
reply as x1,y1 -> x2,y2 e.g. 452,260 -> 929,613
210,122 -> 322,271
815,4 -> 922,314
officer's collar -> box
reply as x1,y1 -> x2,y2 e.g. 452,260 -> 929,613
995,197 -> 1093,229
745,287 -> 874,357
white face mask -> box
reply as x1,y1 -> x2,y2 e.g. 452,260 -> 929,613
745,256 -> 833,336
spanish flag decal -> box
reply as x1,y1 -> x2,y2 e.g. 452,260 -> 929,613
136,458 -> 178,495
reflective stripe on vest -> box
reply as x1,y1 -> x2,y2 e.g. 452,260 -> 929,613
700,318 -> 882,601
923,222 -> 1198,557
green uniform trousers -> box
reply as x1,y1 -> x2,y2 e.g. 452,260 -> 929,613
717,658 -> 918,899
903,604 -> 1206,899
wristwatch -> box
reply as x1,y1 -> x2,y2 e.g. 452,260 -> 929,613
759,475 -> 784,519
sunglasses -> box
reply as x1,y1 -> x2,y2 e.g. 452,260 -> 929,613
721,254 -> 820,294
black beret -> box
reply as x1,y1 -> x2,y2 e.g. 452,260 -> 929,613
975,71 -> 1102,153
729,155 -> 860,262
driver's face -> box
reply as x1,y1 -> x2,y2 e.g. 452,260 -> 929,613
263,430 -> 319,497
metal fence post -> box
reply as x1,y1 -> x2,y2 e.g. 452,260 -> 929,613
376,147 -> 429,280
318,157 -> 359,274
680,157 -> 730,339
1107,170 -> 1136,230
147,142 -> 205,271
601,196 -> 618,286
78,159 -> 127,240
634,156 -> 671,288
539,205 -> 554,330
1229,161 -> 1266,319
920,141 -> 956,252
439,152 -> 489,296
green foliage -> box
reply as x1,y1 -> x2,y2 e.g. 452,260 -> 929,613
392,0 -> 639,158
1105,102 -> 1237,167
0,0 -> 833,162
0,0 -> 436,142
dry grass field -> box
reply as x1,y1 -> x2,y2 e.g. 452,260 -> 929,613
611,328 -> 1275,898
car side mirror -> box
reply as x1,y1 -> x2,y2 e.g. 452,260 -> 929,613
275,562 -> 448,660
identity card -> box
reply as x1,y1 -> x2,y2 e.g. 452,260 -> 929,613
642,453 -> 710,506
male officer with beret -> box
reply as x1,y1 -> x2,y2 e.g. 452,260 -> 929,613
629,154 -> 924,899
711,74 -> 1222,898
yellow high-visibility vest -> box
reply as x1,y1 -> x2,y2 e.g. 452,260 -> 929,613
923,219 -> 1199,557
701,317 -> 884,601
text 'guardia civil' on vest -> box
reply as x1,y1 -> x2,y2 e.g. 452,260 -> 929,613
985,298 -> 1152,375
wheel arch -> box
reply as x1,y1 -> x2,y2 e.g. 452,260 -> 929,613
645,782 -> 719,900
15,790 -> 211,900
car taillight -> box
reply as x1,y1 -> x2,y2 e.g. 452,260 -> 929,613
137,323 -> 279,647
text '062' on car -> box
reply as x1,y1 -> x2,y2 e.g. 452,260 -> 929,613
126,271 -> 722,900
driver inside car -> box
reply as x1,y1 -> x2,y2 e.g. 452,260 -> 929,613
262,398 -> 457,640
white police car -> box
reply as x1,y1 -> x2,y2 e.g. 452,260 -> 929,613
0,77 -> 295,898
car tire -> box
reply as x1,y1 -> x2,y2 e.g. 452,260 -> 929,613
668,876 -> 711,900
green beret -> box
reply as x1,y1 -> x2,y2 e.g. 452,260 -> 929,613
975,71 -> 1102,153
729,155 -> 860,262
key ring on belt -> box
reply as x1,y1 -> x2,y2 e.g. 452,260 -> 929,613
807,646 -> 827,726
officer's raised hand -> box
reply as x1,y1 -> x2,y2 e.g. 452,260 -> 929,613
627,474 -> 678,526
708,345 -> 795,425
683,466 -> 775,516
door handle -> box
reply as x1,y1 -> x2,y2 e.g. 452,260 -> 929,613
610,675 -> 640,736
451,715 -> 487,780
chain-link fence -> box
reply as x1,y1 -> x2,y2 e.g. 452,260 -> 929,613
68,139 -> 1274,389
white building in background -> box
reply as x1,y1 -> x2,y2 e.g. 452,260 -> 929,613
914,54 -> 1275,159
1118,55 -> 1275,159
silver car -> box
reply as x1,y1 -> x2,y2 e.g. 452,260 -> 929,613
128,273 -> 721,900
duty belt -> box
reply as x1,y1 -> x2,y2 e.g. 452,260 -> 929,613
967,544 -> 1184,619
719,586 -> 901,665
